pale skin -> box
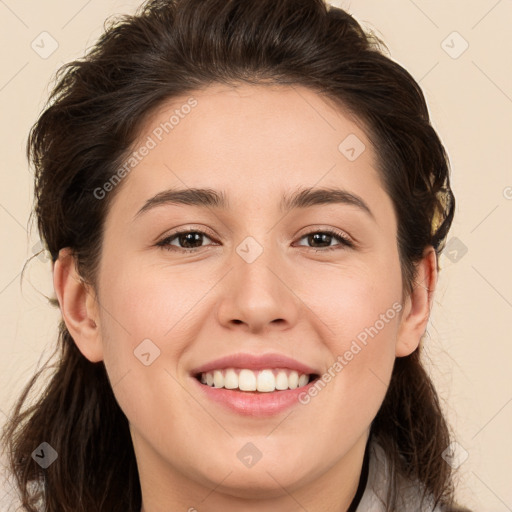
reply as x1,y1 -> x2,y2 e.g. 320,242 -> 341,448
53,83 -> 437,512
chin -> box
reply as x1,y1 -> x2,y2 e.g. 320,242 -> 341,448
208,471 -> 308,500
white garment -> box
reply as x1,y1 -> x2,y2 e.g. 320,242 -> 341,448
356,441 -> 443,512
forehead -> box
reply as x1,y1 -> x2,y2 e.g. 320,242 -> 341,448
109,83 -> 388,219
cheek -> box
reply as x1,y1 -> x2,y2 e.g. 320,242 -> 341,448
94,260 -> 224,422
315,303 -> 400,401
97,258 -> 214,343
93,260 -> 188,401
300,254 -> 402,429
94,266 -> 198,441
332,317 -> 398,408
298,313 -> 399,472
300,246 -> 403,348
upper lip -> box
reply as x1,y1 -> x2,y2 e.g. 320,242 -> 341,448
190,353 -> 320,376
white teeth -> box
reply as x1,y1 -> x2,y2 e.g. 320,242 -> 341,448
275,371 -> 289,390
257,369 -> 275,392
198,368 -> 312,392
213,370 -> 224,388
238,369 -> 257,391
288,371 -> 299,389
224,368 -> 238,389
298,373 -> 309,387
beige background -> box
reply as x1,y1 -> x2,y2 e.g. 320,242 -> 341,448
0,1 -> 511,510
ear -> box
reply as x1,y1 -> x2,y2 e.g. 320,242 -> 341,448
53,248 -> 104,362
395,246 -> 438,357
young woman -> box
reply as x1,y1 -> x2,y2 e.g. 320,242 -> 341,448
1,0 -> 470,510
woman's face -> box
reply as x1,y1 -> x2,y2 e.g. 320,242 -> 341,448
71,83 -> 427,508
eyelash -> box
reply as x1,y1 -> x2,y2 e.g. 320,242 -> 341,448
156,228 -> 355,253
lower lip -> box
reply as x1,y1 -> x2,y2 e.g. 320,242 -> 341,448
192,375 -> 318,417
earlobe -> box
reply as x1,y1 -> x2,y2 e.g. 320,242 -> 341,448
395,246 -> 438,357
53,248 -> 104,362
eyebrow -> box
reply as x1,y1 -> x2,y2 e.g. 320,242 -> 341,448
134,186 -> 375,220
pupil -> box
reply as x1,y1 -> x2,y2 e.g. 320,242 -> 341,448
310,233 -> 330,247
181,232 -> 202,248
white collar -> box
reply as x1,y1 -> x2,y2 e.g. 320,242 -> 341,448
355,441 -> 443,511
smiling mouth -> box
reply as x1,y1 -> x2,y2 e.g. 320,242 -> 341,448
194,368 -> 320,393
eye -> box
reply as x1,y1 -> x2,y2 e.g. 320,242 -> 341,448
156,229 -> 216,252
295,229 -> 354,251
156,227 -> 354,253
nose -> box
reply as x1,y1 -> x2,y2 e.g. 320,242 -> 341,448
216,240 -> 301,334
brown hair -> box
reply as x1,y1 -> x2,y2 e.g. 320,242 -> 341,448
1,0 -> 464,510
